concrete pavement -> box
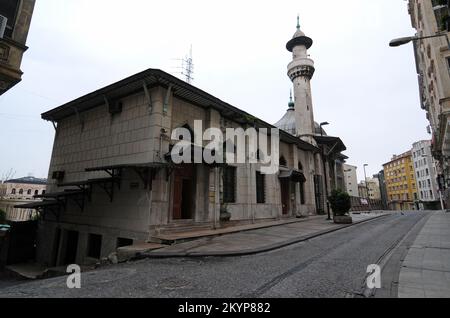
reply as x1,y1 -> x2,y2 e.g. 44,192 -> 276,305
146,212 -> 389,258
398,211 -> 450,298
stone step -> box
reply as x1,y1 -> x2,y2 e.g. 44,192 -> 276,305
156,223 -> 214,235
149,217 -> 308,245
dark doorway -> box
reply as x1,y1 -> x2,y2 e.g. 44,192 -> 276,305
314,175 -> 324,214
3,221 -> 38,266
87,234 -> 102,259
63,230 -> 79,265
280,179 -> 290,215
173,164 -> 195,220
117,237 -> 133,248
51,228 -> 61,267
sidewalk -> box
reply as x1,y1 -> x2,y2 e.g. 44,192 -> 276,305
145,212 -> 389,258
398,212 -> 450,298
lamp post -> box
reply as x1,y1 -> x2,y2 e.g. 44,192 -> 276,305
320,122 -> 329,137
389,33 -> 450,49
363,164 -> 372,211
422,154 -> 445,212
320,122 -> 331,220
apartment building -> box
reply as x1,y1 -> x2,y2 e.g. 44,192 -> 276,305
412,140 -> 441,209
383,151 -> 418,210
0,0 -> 35,95
408,0 -> 450,191
0,176 -> 46,221
343,164 -> 358,197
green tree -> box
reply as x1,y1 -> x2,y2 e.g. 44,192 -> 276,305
0,209 -> 6,224
328,189 -> 351,216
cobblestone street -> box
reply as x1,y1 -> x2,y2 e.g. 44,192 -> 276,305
0,212 -> 430,298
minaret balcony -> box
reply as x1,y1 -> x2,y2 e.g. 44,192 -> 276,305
288,58 -> 314,70
288,60 -> 315,81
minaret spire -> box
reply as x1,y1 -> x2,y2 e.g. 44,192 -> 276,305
288,90 -> 294,109
286,18 -> 316,144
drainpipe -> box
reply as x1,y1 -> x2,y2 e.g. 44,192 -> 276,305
146,188 -> 154,242
213,167 -> 220,229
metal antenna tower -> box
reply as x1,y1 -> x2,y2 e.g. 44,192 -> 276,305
181,46 -> 194,84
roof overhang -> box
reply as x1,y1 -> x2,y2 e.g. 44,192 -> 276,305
14,200 -> 61,210
278,169 -> 306,183
41,68 -> 319,152
286,36 -> 313,51
314,135 -> 347,153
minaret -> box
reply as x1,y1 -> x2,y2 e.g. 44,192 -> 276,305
286,16 -> 316,145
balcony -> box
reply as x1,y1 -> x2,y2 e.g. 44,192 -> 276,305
432,0 -> 450,31
0,37 -> 27,95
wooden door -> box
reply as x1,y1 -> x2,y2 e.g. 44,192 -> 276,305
281,179 -> 290,215
172,165 -> 195,220
173,177 -> 183,220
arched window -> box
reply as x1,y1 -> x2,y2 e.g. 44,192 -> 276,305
175,124 -> 194,141
27,189 -> 32,195
42,190 -> 46,195
34,190 -> 39,196
279,156 -> 287,167
11,188 -> 16,195
298,161 -> 303,171
19,189 -> 23,195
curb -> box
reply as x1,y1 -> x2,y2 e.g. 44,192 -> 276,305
144,214 -> 391,259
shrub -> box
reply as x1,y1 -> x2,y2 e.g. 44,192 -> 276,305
328,190 -> 351,216
0,209 -> 6,224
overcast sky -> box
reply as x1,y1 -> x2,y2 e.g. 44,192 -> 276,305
0,0 -> 429,182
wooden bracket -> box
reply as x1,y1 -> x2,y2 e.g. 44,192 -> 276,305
72,106 -> 84,131
163,84 -> 173,115
143,81 -> 153,112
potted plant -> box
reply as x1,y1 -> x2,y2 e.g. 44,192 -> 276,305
0,209 -> 6,224
220,204 -> 232,222
328,189 -> 353,224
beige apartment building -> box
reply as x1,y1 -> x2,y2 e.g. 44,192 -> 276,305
408,0 -> 450,192
0,0 -> 35,95
343,164 -> 358,197
357,179 -> 380,200
366,178 -> 381,200
18,22 -> 348,267
0,176 -> 46,221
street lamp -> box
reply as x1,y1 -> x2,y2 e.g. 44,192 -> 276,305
319,122 -> 329,137
389,33 -> 450,49
422,154 -> 445,211
363,164 -> 372,212
319,122 -> 331,220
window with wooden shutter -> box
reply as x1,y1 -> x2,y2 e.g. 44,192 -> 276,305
223,166 -> 236,204
256,171 -> 266,204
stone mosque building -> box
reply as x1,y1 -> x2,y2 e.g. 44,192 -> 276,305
18,18 -> 348,266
